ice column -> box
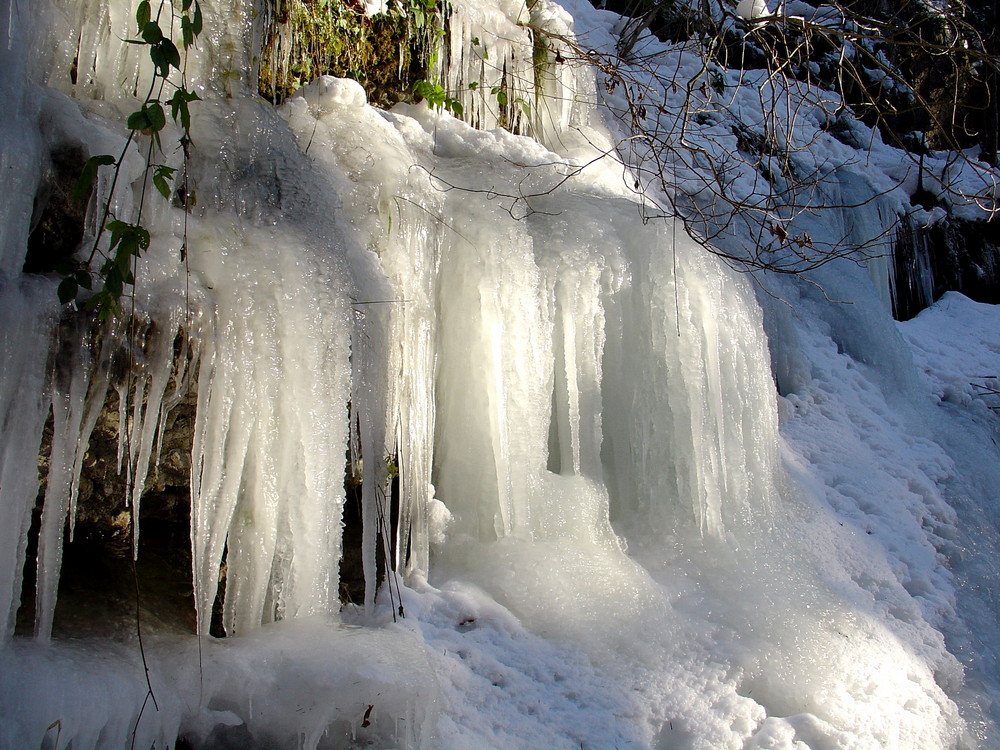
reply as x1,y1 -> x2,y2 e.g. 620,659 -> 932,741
188,222 -> 352,635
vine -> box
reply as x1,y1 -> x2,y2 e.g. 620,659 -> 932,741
58,0 -> 203,319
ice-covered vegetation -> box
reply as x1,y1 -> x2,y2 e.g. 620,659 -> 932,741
1,0 -> 999,747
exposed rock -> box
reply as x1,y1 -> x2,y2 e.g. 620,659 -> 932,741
257,0 -> 440,107
892,216 -> 1000,320
23,145 -> 89,274
18,363 -> 199,639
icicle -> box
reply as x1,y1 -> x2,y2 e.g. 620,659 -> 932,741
352,301 -> 391,614
34,317 -> 95,640
437,0 -> 538,135
66,332 -> 115,540
124,312 -> 186,559
0,288 -> 54,641
545,262 -> 606,482
431,198 -> 552,542
189,221 -> 352,635
600,219 -> 778,540
189,305 -> 253,635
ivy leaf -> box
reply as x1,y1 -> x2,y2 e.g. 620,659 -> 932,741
149,44 -> 166,76
181,16 -> 194,48
135,225 -> 151,251
136,0 -> 151,30
170,88 -> 200,133
153,165 -> 176,200
107,269 -> 125,296
145,102 -> 166,132
160,39 -> 181,71
141,21 -> 163,44
106,219 -> 131,234
57,276 -> 78,304
127,108 -> 151,131
75,269 -> 93,290
182,0 -> 192,10
153,173 -> 171,199
72,154 -> 116,203
97,299 -> 120,321
192,2 -> 203,35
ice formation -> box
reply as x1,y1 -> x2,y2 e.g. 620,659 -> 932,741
0,0 -> 998,747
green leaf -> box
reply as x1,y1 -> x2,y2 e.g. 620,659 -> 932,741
149,44 -> 167,76
192,2 -> 203,35
152,165 -> 176,200
136,0 -> 151,30
153,173 -> 171,199
135,226 -> 151,250
182,0 -> 192,10
145,102 -> 166,132
57,276 -> 78,304
108,275 -> 125,298
106,219 -> 131,233
127,109 -> 151,130
141,21 -> 163,44
160,39 -> 181,70
97,300 -> 119,321
105,266 -> 124,296
169,89 -> 199,132
413,79 -> 449,109
181,16 -> 194,48
75,270 -> 93,290
72,154 -> 116,203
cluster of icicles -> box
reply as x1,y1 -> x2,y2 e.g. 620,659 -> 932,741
0,0 -> 779,646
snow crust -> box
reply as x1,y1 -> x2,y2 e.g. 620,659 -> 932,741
0,0 -> 998,747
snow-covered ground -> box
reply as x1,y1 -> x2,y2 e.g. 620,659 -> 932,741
0,0 -> 999,747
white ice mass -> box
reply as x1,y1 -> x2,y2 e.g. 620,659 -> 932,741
1,0 -> 999,747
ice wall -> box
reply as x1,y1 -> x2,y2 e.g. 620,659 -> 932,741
0,0 -> 988,747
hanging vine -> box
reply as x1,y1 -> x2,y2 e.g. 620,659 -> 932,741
57,0 -> 203,319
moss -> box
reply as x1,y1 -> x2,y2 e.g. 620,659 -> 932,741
259,0 -> 445,108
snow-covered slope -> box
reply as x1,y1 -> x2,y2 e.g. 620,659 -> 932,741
0,0 -> 998,747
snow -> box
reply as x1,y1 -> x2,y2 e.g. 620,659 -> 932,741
0,0 -> 998,747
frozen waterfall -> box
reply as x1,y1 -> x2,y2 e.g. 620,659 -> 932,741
0,0 -> 996,747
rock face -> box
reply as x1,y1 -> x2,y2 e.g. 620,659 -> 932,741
23,145 -> 90,275
256,0 -> 441,107
19,377 -> 199,639
892,217 -> 1000,321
